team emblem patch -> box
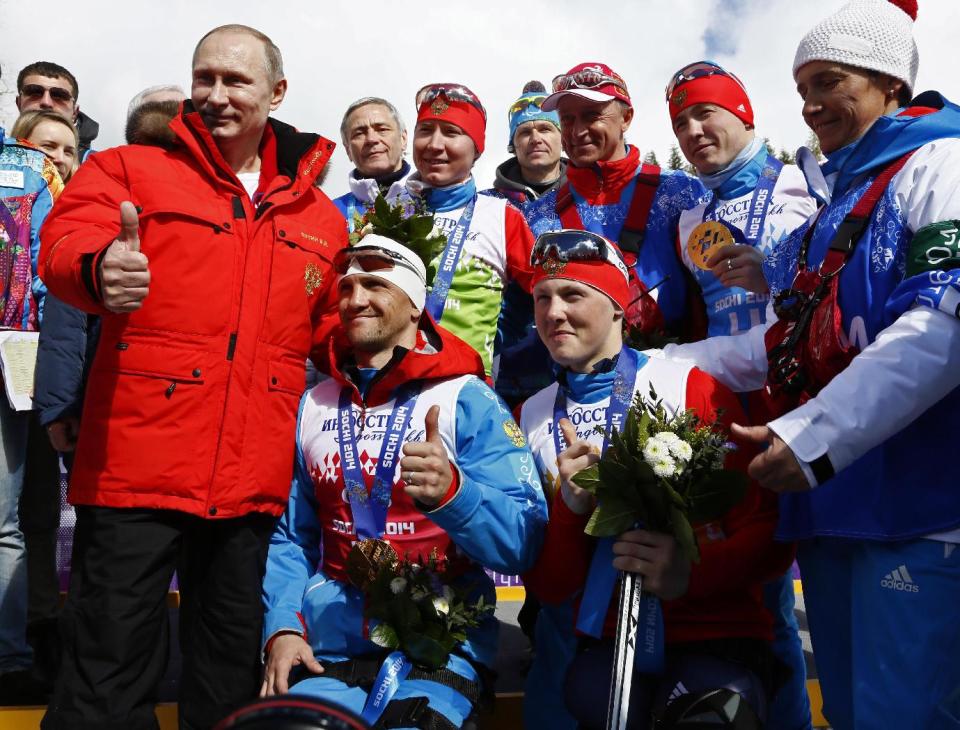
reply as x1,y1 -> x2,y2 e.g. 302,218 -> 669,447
542,255 -> 567,277
503,421 -> 526,448
431,97 -> 450,115
304,262 -> 324,295
687,221 -> 735,271
671,89 -> 687,107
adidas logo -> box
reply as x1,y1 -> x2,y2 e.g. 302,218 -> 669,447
667,681 -> 690,704
881,565 -> 920,593
737,103 -> 747,112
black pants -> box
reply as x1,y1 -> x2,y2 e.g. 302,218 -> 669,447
19,413 -> 64,683
41,506 -> 277,730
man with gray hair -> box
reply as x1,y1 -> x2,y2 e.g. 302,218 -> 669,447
332,96 -> 411,227
38,23 -> 347,730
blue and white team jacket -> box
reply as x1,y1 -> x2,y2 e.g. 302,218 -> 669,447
524,160 -> 707,332
262,374 -> 547,671
676,151 -> 817,336
666,93 -> 960,542
331,160 -> 413,231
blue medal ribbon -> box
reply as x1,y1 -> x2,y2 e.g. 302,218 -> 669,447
702,155 -> 783,246
549,348 -> 643,634
337,382 -> 422,540
424,195 -> 477,321
359,650 -> 413,725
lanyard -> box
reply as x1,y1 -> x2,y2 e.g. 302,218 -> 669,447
550,348 -> 646,638
360,651 -> 412,725
424,195 -> 477,321
337,381 -> 421,540
552,347 -> 642,459
702,155 -> 783,247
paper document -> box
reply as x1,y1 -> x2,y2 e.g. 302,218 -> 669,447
0,330 -> 39,411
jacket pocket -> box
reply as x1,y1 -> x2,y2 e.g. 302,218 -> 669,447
261,214 -> 336,351
77,340 -> 223,499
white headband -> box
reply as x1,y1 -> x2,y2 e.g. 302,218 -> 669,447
340,234 -> 427,311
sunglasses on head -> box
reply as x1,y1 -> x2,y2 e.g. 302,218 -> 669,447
334,245 -> 424,280
415,83 -> 487,120
551,68 -> 628,95
508,96 -> 547,117
665,60 -> 746,102
531,230 -> 628,275
20,84 -> 74,104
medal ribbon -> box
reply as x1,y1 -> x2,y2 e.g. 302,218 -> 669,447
359,650 -> 413,725
424,195 -> 477,321
702,155 -> 783,247
549,349 -> 642,632
337,382 -> 422,540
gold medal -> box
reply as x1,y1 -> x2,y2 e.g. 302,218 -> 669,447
346,538 -> 399,591
687,221 -> 735,271
304,262 -> 324,295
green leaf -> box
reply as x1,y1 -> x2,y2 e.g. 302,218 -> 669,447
669,506 -> 700,564
686,472 -> 748,523
571,463 -> 601,495
585,493 -> 638,537
370,623 -> 400,649
404,632 -> 451,671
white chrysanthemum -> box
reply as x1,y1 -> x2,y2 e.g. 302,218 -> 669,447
389,577 -> 407,594
432,596 -> 450,615
643,438 -> 667,463
652,455 -> 677,478
668,439 -> 693,462
656,431 -> 680,444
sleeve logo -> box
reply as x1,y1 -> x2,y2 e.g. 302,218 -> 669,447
906,221 -> 960,278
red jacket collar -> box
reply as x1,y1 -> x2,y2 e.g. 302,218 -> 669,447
169,103 -> 336,197
566,145 -> 641,204
326,316 -> 485,407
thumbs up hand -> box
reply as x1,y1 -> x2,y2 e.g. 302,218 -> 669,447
401,405 -> 454,508
99,201 -> 151,313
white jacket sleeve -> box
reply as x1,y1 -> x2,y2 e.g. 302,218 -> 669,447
660,301 -> 776,392
768,294 -> 960,482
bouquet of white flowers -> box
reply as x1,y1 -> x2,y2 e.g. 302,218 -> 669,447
573,384 -> 747,562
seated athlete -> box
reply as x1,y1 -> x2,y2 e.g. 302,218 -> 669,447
259,223 -> 547,729
519,229 -> 794,729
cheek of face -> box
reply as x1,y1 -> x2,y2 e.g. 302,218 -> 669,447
535,280 -> 617,365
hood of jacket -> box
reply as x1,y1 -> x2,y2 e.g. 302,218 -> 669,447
820,91 -> 960,198
493,157 -> 567,201
326,315 -> 485,407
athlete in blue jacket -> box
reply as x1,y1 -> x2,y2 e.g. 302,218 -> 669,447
663,2 -> 960,727
260,234 -> 546,728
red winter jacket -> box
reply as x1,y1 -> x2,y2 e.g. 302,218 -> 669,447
523,369 -> 795,644
39,106 -> 348,518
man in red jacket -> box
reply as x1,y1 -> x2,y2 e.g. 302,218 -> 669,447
38,24 -> 347,730
519,230 -> 794,729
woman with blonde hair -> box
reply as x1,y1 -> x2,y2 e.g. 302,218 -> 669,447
11,110 -> 79,186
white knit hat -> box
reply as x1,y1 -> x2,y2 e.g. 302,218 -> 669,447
793,0 -> 919,92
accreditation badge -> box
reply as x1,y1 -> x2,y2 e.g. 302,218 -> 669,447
687,221 -> 735,271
